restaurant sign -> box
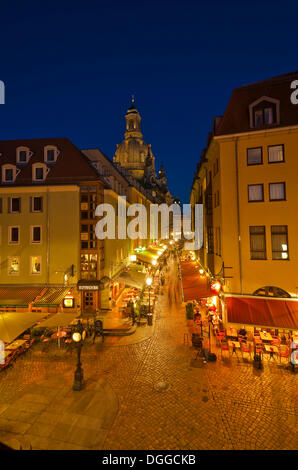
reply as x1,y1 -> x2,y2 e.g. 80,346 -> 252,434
78,285 -> 98,291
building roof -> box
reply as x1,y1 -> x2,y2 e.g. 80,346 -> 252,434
216,70 -> 298,135
0,137 -> 105,187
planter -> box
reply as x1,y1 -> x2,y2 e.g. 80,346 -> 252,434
253,354 -> 263,369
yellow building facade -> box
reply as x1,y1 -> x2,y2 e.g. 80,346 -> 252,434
191,72 -> 298,299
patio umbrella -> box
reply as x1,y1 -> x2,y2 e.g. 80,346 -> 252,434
36,312 -> 78,348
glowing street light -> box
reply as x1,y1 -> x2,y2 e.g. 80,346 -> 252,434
72,320 -> 85,391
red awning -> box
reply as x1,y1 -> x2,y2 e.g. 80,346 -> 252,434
181,260 -> 213,301
226,296 -> 298,329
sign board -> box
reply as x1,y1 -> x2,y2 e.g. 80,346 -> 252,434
78,285 -> 98,291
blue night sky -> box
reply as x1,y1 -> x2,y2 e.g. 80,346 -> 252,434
0,0 -> 297,203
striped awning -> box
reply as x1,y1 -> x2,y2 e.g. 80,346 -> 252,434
0,287 -> 44,308
33,288 -> 71,307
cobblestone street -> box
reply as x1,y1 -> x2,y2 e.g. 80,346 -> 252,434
0,257 -> 296,450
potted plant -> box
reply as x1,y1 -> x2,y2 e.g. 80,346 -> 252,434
186,302 -> 194,325
253,353 -> 263,369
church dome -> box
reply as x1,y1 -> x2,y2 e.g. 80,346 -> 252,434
114,138 -> 150,166
113,98 -> 155,180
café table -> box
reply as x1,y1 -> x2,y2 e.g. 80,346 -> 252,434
228,340 -> 241,349
260,332 -> 272,342
228,340 -> 241,359
264,344 -> 278,360
226,328 -> 238,339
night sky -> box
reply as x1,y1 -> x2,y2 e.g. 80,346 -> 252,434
0,0 -> 297,203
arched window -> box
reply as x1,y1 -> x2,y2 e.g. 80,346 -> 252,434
128,119 -> 134,130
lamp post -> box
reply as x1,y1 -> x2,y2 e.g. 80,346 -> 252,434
72,320 -> 85,391
146,277 -> 153,326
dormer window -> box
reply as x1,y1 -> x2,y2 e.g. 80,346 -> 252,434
16,146 -> 32,164
44,145 -> 59,163
2,164 -> 19,183
32,163 -> 49,182
249,96 -> 280,128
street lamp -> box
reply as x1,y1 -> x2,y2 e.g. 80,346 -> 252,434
146,277 -> 153,325
72,320 -> 85,391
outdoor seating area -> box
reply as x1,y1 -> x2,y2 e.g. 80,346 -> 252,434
214,325 -> 297,363
0,336 -> 35,370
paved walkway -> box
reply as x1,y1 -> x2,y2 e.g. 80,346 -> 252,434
0,255 -> 296,450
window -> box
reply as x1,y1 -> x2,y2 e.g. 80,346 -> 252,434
30,256 -> 41,274
32,163 -> 48,182
213,158 -> 219,176
19,150 -> 27,162
268,145 -> 284,163
247,147 -> 262,165
207,226 -> 214,254
80,253 -> 98,280
269,182 -> 286,201
44,145 -> 59,163
35,167 -> 44,180
8,256 -> 20,275
250,226 -> 266,260
248,184 -> 264,202
254,106 -> 274,126
271,226 -> 289,260
10,197 -> 21,213
215,227 -> 221,256
2,164 -> 18,183
206,194 -> 213,215
16,146 -> 32,164
249,97 -> 280,128
9,226 -> 19,244
31,196 -> 43,212
5,169 -> 13,181
31,226 -> 41,243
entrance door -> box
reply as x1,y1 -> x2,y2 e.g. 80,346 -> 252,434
82,291 -> 96,312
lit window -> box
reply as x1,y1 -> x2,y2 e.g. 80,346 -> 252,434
268,145 -> 284,163
271,226 -> 289,260
63,297 -> 74,308
31,256 -> 41,274
8,256 -> 20,275
247,147 -> 262,165
248,184 -> 264,202
269,182 -> 286,201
